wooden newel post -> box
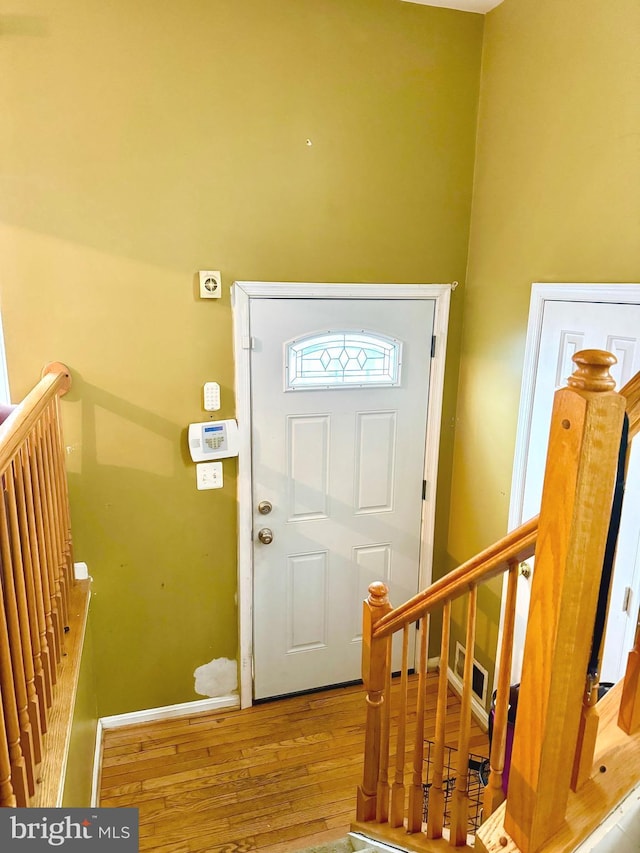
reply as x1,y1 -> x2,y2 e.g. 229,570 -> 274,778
503,350 -> 626,853
357,581 -> 392,822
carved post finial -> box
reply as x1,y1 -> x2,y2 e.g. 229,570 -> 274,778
568,349 -> 617,392
367,582 -> 389,608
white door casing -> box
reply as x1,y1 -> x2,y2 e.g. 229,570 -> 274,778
233,282 -> 453,707
503,283 -> 640,688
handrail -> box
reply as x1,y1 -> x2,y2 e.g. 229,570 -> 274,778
0,362 -> 71,473
373,515 -> 537,640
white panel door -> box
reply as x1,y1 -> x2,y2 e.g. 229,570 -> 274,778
513,299 -> 640,683
250,298 -> 435,699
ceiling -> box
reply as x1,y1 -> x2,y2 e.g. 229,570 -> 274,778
401,0 -> 504,12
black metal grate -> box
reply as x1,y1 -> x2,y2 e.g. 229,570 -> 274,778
422,740 -> 489,835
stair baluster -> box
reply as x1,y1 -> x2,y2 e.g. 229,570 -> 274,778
36,418 -> 63,661
407,614 -> 429,832
0,479 -> 36,797
31,427 -> 61,671
0,689 -> 16,807
14,449 -> 49,733
426,599 -> 451,840
449,586 -> 478,846
0,530 -> 29,807
484,562 -> 518,818
22,443 -> 55,707
42,408 -> 68,627
6,467 -> 43,766
376,638 -> 392,823
390,624 -> 410,827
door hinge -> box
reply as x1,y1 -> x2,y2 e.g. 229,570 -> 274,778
431,335 -> 436,358
422,479 -> 428,501
242,335 -> 255,350
623,586 -> 633,614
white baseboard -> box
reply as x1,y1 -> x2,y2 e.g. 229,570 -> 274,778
350,831 -> 417,853
447,666 -> 489,730
99,694 -> 240,730
90,720 -> 103,807
91,694 -> 239,806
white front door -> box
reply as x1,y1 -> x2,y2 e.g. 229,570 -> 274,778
510,291 -> 640,684
248,297 -> 435,699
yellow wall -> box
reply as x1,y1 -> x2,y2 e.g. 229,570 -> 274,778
0,1 -> 483,714
448,0 -> 640,690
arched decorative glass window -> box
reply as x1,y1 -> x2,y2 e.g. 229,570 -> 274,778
285,330 -> 402,390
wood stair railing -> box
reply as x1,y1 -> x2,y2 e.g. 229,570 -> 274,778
354,350 -> 640,853
0,362 -> 89,807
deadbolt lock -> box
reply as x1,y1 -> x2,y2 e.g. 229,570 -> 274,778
258,501 -> 273,515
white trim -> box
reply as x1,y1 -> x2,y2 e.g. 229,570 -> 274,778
453,641 -> 488,708
99,695 -> 240,730
90,720 -> 104,807
350,832 -> 416,853
401,0 -> 504,12
495,282 -> 640,693
447,666 -> 489,729
232,281 -> 454,301
0,313 -> 11,405
90,695 -> 238,806
232,283 -> 255,709
508,283 -> 640,533
232,281 -> 453,709
420,287 -> 451,599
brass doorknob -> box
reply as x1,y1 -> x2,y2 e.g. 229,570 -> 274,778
519,561 -> 532,579
258,528 -> 273,545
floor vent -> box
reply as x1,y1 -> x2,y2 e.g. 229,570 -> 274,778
454,641 -> 488,705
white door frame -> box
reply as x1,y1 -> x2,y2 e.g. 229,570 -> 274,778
497,282 -> 640,687
232,281 -> 453,708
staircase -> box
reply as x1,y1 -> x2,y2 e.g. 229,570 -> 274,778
352,350 -> 640,853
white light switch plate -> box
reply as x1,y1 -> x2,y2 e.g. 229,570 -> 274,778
196,461 -> 223,490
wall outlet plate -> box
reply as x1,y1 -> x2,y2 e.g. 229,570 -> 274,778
199,270 -> 222,299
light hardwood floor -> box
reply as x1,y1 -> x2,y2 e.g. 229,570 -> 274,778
99,674 -> 489,853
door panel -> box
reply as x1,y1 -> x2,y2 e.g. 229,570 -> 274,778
287,415 -> 329,520
250,297 -> 434,699
355,411 -> 397,512
513,299 -> 640,683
